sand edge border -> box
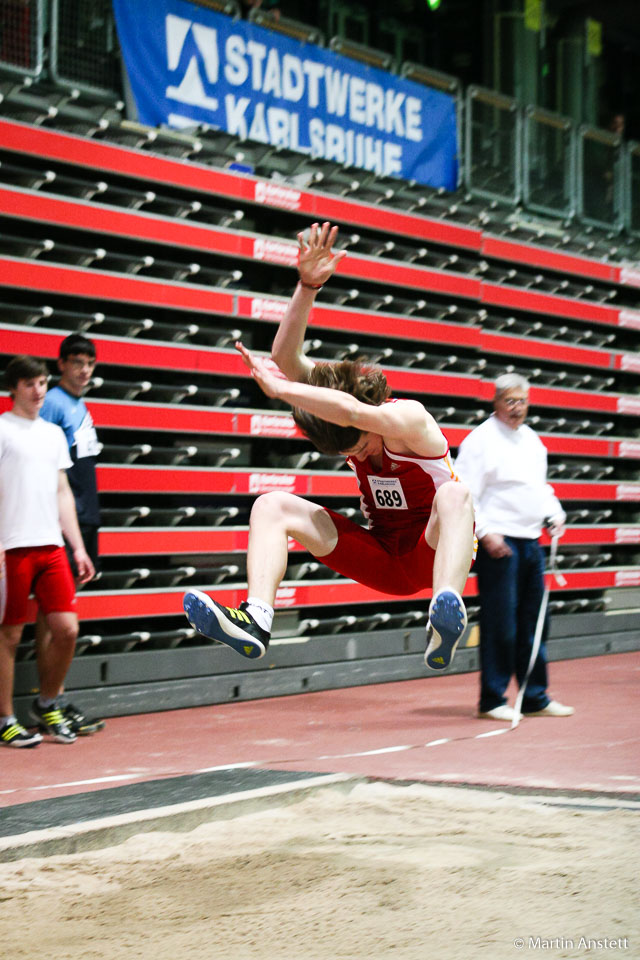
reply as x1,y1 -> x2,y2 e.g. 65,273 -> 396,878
0,772 -> 360,862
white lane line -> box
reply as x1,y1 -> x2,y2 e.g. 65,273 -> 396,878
317,744 -> 414,760
0,725 -> 521,799
195,762 -> 259,773
0,773 -> 142,796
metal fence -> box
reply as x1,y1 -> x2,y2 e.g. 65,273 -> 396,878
523,106 -> 575,220
577,125 -> 624,232
465,86 -> 521,205
0,0 -> 43,77
50,0 -> 121,99
465,89 -> 631,234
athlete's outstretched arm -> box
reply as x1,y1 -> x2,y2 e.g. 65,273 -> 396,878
237,343 -> 447,457
271,222 -> 346,383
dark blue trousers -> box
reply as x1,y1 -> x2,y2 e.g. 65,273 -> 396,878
475,537 -> 550,714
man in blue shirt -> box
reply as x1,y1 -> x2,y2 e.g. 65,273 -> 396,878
37,334 -> 105,735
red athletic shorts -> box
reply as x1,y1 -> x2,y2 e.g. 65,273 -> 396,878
318,508 -> 435,595
1,545 -> 77,625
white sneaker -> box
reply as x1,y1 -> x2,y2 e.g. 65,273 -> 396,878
524,700 -> 574,717
477,705 -> 515,721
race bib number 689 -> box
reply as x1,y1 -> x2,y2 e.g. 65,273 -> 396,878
368,476 -> 408,509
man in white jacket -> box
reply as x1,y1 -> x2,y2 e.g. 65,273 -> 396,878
454,373 -> 574,721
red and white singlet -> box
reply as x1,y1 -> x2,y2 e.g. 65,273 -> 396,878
347,440 -> 458,549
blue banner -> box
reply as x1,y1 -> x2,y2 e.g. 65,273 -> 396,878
112,0 -> 458,190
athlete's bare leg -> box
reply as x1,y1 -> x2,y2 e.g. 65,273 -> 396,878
424,480 -> 475,670
183,492 -> 339,657
246,484 -> 475,607
34,608 -> 52,684
246,492 -> 339,606
425,480 -> 475,595
0,623 -> 24,716
36,611 -> 78,700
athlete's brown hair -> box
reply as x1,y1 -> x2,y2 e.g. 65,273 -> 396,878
292,359 -> 391,455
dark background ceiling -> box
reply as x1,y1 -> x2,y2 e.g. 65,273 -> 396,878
273,0 -> 640,137
548,0 -> 640,50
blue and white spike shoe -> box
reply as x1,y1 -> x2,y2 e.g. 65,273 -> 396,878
424,588 -> 467,671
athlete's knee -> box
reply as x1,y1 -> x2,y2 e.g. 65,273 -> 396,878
250,491 -> 304,526
0,624 -> 24,652
250,492 -> 335,552
436,480 -> 473,515
50,619 -> 78,650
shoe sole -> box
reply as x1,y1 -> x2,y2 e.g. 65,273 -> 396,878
424,589 -> 467,671
29,711 -> 76,744
72,718 -> 106,735
1,733 -> 42,748
184,589 -> 266,659
33,729 -> 76,743
43,718 -> 105,736
523,710 -> 575,717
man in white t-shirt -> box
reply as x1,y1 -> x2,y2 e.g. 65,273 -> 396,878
0,355 -> 94,748
454,373 -> 574,721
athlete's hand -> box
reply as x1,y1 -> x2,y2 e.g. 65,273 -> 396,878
480,533 -> 513,559
235,341 -> 286,399
74,548 -> 95,584
297,221 -> 347,287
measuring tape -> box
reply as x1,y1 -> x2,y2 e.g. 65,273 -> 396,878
510,532 -> 567,730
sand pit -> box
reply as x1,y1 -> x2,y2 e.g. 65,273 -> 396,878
1,781 -> 637,960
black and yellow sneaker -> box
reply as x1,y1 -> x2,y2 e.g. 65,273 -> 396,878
30,699 -> 76,744
0,719 -> 42,748
62,702 -> 106,736
183,589 -> 270,659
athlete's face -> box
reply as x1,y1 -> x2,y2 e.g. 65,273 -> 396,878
58,353 -> 96,396
11,375 -> 49,419
494,387 -> 529,430
341,432 -> 383,462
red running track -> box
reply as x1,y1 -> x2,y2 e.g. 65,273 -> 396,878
1,652 -> 638,808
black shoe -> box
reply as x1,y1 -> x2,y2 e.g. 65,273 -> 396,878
0,719 -> 42,748
30,699 -> 76,744
62,702 -> 106,736
183,590 -> 270,658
